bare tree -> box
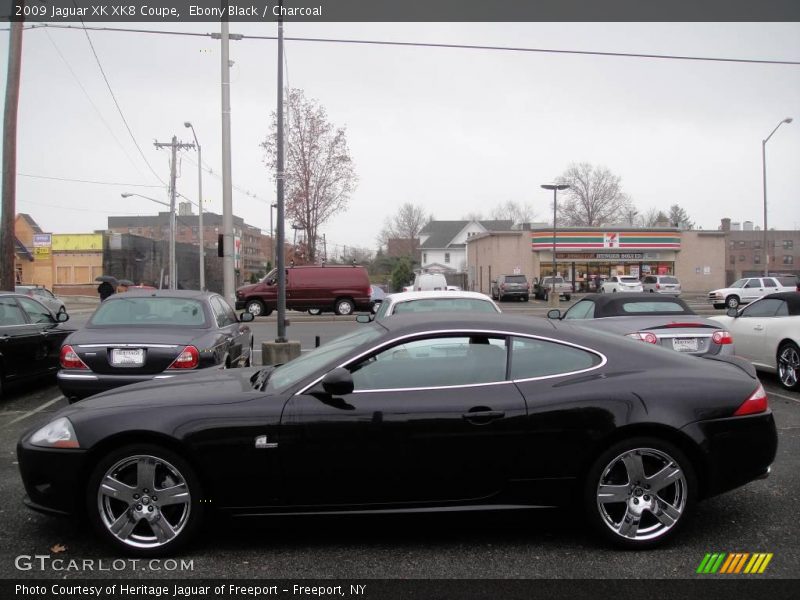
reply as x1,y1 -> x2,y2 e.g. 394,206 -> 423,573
378,202 -> 428,257
668,204 -> 695,230
263,88 -> 357,262
490,200 -> 536,224
638,207 -> 670,227
556,163 -> 632,226
462,211 -> 484,221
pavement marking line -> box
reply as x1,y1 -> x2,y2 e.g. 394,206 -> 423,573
3,395 -> 66,428
768,390 -> 800,404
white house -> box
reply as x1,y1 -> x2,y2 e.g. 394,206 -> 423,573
419,220 -> 513,273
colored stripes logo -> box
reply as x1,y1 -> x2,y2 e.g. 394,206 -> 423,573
696,553 -> 773,574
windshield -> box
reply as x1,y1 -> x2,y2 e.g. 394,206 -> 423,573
729,279 -> 747,288
542,277 -> 563,284
265,326 -> 383,393
90,297 -> 207,327
505,275 -> 527,283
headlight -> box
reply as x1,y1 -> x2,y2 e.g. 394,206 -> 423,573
29,417 -> 80,449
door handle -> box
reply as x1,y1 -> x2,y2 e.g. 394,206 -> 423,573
754,325 -> 764,331
462,410 -> 505,422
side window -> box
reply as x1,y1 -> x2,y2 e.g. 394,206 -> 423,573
218,296 -> 237,325
740,299 -> 784,318
510,336 -> 602,380
210,297 -> 233,327
0,297 -> 28,326
349,335 -> 508,391
563,300 -> 596,320
16,297 -> 53,324
744,279 -> 760,289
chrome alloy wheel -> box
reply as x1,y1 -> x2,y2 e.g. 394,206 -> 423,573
596,448 -> 687,542
778,343 -> 800,390
97,455 -> 191,549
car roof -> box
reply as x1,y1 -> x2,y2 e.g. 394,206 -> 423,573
763,291 -> 800,315
575,293 -> 693,317
386,291 -> 495,303
375,312 -> 554,335
106,289 -> 215,300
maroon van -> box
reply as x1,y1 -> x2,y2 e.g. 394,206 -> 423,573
235,265 -> 372,316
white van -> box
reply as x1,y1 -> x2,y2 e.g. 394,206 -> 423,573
413,273 -> 448,291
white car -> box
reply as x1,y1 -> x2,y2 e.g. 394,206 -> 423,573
360,291 -> 501,322
707,276 -> 793,309
600,276 -> 643,293
15,286 -> 67,314
709,291 -> 800,390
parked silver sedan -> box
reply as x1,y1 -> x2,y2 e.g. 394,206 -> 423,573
548,293 -> 734,357
359,291 -> 500,322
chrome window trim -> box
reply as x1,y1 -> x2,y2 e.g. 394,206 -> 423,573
77,343 -> 179,349
295,328 -> 607,396
353,380 -> 513,395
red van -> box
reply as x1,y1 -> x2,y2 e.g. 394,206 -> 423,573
235,265 -> 372,316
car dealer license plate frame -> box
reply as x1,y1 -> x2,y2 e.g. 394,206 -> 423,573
110,348 -> 145,367
672,338 -> 699,353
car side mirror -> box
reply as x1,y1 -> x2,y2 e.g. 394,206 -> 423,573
266,278 -> 276,286
321,368 -> 354,395
239,311 -> 255,322
547,309 -> 562,320
726,308 -> 738,318
355,314 -> 371,324
55,311 -> 69,323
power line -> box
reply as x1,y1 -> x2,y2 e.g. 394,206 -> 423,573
18,173 -> 164,187
19,23 -> 800,66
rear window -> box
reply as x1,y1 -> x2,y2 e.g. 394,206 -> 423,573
620,277 -> 640,283
659,277 -> 680,284
621,301 -> 689,314
90,297 -> 208,327
776,276 -> 798,287
393,298 -> 499,315
505,275 -> 528,284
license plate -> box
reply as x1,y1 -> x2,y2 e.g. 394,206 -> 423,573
672,338 -> 699,353
111,348 -> 145,366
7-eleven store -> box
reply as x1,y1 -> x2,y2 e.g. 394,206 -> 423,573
531,228 -> 681,292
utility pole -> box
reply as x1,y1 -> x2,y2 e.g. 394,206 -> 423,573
275,13 -> 287,342
220,19 -> 235,304
0,10 -> 23,290
154,137 -> 194,290
323,233 -> 327,262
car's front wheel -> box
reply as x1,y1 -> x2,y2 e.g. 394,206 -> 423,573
334,298 -> 354,316
245,299 -> 266,317
584,438 -> 695,549
87,444 -> 204,557
777,341 -> 800,391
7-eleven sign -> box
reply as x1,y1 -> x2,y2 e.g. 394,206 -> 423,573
604,233 -> 619,248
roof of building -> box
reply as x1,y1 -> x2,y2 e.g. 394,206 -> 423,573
108,212 -> 248,229
419,220 -> 513,249
16,214 -> 43,234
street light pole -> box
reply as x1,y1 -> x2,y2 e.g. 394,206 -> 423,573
761,117 -> 793,276
270,202 -> 277,268
541,183 -> 570,306
184,122 -> 205,290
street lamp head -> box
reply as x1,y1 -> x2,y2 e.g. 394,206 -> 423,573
541,183 -> 570,191
783,117 -> 793,124
184,121 -> 192,128
120,193 -> 133,198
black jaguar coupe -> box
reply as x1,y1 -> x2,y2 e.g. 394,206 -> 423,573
18,313 -> 776,555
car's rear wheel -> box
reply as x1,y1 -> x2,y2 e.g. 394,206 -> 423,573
87,444 -> 203,557
584,438 -> 695,549
565,294 -> 571,301
725,295 -> 740,309
777,341 -> 800,391
334,298 -> 354,316
307,308 -> 322,315
522,295 -> 529,302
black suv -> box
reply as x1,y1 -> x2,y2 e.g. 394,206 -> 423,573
491,274 -> 530,302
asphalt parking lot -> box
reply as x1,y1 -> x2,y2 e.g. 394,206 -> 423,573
0,298 -> 797,581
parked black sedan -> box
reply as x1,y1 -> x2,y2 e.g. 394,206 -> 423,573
19,313 -> 775,556
57,290 -> 254,402
0,292 -> 73,398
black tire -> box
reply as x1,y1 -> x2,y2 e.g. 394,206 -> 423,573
334,298 -> 355,316
777,341 -> 800,391
522,295 -> 529,302
543,290 -> 549,302
565,294 -> 571,301
245,299 -> 265,317
86,444 -> 204,557
307,308 -> 322,316
725,295 -> 740,309
584,437 -> 695,550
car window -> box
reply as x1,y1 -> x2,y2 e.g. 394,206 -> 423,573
643,276 -> 655,283
374,298 -> 391,319
17,296 -> 53,324
392,298 -> 498,315
505,275 -> 527,284
210,296 -> 236,327
621,301 -> 688,314
744,279 -> 761,289
90,297 -> 207,327
564,300 -> 595,320
0,297 -> 28,326
729,279 -> 746,288
620,277 -> 640,283
740,298 -> 786,318
349,335 -> 508,390
510,336 -> 602,380
659,277 -> 679,284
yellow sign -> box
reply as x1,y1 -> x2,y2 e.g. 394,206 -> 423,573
34,247 -> 51,258
52,234 -> 103,251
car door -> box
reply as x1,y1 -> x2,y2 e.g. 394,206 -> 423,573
15,296 -> 69,377
210,296 -> 247,366
280,333 -> 528,506
741,278 -> 767,303
731,298 -> 787,368
0,296 -> 41,382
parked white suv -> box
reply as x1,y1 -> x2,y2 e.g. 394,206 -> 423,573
600,276 -> 643,293
708,276 -> 795,309
641,275 -> 682,296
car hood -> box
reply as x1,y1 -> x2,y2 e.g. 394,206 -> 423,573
67,366 -> 272,410
66,327 -> 210,346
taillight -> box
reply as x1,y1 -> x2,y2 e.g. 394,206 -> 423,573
60,345 -> 88,370
656,284 -> 660,289
734,383 -> 768,416
167,345 -> 200,370
626,332 -> 658,344
712,330 -> 733,345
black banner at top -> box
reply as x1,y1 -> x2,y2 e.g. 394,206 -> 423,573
2,0 -> 800,22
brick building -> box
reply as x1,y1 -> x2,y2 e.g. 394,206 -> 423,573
720,218 -> 800,283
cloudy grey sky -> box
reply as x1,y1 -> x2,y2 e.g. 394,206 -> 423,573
2,21 -> 799,255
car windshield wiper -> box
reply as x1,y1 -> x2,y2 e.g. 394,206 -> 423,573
250,367 -> 274,391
